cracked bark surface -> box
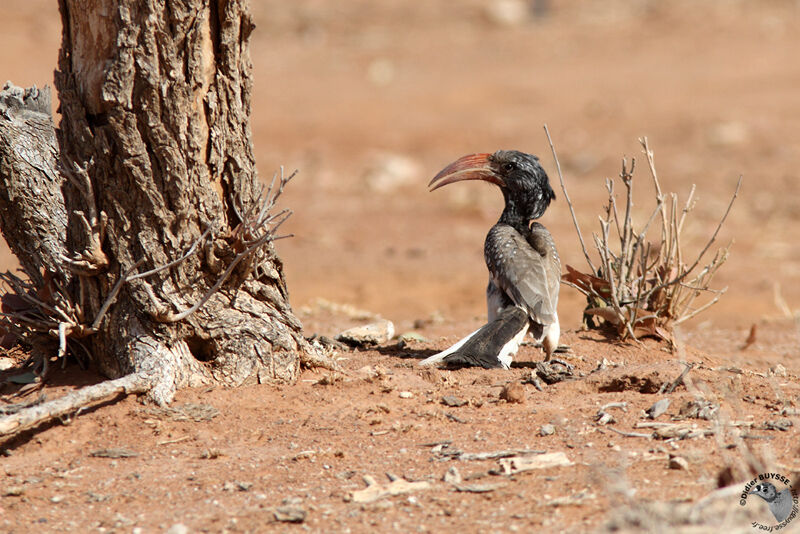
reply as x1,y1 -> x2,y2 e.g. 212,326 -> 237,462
0,0 -> 310,412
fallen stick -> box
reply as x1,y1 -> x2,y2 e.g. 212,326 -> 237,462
349,475 -> 431,503
0,372 -> 154,438
607,427 -> 652,439
494,451 -> 573,475
660,362 -> 693,394
459,449 -> 545,461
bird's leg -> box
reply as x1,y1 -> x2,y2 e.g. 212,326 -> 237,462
542,316 -> 560,361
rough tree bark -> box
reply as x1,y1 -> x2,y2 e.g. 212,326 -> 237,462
0,0 -> 322,432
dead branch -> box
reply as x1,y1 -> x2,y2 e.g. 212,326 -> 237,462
558,133 -> 741,341
155,230 -> 275,323
349,474 -> 431,503
90,259 -> 145,331
607,426 -> 652,439
129,226 -> 214,281
494,451 -> 573,475
154,170 -> 296,323
0,371 -> 154,439
544,124 -> 596,273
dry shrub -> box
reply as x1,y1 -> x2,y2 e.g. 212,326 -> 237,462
546,129 -> 741,342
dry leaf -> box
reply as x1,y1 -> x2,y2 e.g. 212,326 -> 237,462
562,265 -> 611,297
740,324 -> 757,350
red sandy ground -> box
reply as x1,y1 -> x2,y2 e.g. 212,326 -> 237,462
1,1 -> 799,532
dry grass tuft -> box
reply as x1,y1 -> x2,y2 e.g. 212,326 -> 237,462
545,127 -> 741,342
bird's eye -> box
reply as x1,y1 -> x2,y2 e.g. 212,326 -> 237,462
502,162 -> 516,172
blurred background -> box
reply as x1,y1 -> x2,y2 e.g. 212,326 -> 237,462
1,0 -> 799,340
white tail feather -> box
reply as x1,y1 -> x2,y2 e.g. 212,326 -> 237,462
419,327 -> 482,366
496,322 -> 529,369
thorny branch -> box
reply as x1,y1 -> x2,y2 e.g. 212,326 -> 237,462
153,167 -> 296,323
0,168 -> 297,373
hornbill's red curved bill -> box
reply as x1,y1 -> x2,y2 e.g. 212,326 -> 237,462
421,150 -> 560,369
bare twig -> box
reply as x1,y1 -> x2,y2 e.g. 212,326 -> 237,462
607,426 -> 652,439
561,135 -> 740,340
648,175 -> 742,295
544,124 -> 596,272
154,174 -> 294,323
91,259 -> 145,331
659,362 -> 693,394
129,226 -> 214,281
0,371 -> 154,438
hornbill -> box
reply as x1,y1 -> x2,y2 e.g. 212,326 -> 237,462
420,150 -> 560,369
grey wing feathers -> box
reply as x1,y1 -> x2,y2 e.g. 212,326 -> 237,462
484,224 -> 560,325
486,278 -> 513,323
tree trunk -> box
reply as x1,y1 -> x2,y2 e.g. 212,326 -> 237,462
0,0 -> 313,407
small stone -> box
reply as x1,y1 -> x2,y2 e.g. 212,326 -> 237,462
762,419 -> 792,431
89,448 -> 139,458
595,412 -> 615,425
539,424 -> 555,436
398,391 -> 413,399
646,398 -> 671,420
0,357 -> 15,371
678,399 -> 719,420
668,455 -> 689,471
50,495 -> 64,503
769,364 -> 787,377
274,506 -> 307,523
443,466 -> 462,484
499,383 -> 525,404
3,486 -> 24,497
398,332 -> 429,344
336,320 -> 395,347
441,395 -> 467,407
165,524 -> 189,534
484,0 -> 530,27
362,153 -> 420,193
707,121 -> 749,147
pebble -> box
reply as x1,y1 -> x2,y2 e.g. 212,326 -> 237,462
500,383 -> 526,404
443,466 -> 462,484
362,153 -> 420,193
769,364 -> 787,377
441,395 -> 467,407
274,506 -> 307,523
539,424 -> 555,436
165,524 -> 189,534
398,332 -> 429,344
3,486 -> 24,497
366,59 -> 396,87
399,391 -> 413,399
679,399 -> 719,420
668,455 -> 689,471
336,319 -> 395,347
707,121 -> 749,147
484,0 -> 530,27
646,398 -> 671,420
